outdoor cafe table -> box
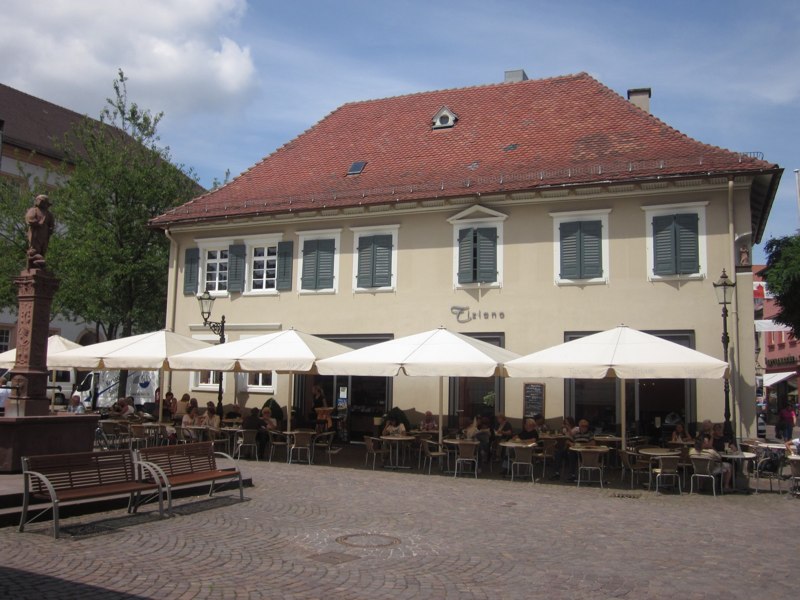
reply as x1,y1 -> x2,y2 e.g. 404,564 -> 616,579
721,451 -> 757,488
636,448 -> 680,487
380,435 -> 415,469
183,425 -> 208,442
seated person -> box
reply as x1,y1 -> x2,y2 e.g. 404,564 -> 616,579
66,394 -> 85,414
786,437 -> 800,455
671,422 -> 693,442
711,422 -> 736,452
532,413 -> 549,434
201,401 -> 220,430
182,405 -> 201,440
461,417 -> 479,440
517,418 -> 540,442
261,407 -> 278,431
561,416 -> 578,439
225,404 -> 243,420
419,411 -> 438,432
382,416 -> 406,436
162,391 -> 177,420
494,413 -> 513,441
690,434 -> 733,491
242,407 -> 269,457
570,419 -> 595,446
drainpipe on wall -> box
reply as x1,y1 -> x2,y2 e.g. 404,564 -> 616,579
727,177 -> 742,437
164,228 -> 180,393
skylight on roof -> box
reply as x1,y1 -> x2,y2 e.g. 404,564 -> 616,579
431,106 -> 458,130
347,161 -> 367,176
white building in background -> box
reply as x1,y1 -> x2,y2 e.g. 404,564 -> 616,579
152,71 -> 782,441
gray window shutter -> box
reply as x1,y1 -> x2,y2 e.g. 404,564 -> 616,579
356,236 -> 374,288
675,213 -> 699,274
227,244 -> 246,293
559,222 -> 580,279
316,239 -> 335,289
276,241 -> 293,291
652,215 -> 676,276
476,227 -> 497,283
581,220 -> 603,278
457,228 -> 474,284
183,248 -> 199,295
372,234 -> 393,287
301,240 -> 318,290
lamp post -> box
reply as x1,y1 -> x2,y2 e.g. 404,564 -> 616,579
197,288 -> 225,417
713,269 -> 736,441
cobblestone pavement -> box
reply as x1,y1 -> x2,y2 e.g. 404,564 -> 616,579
1,457 -> 796,600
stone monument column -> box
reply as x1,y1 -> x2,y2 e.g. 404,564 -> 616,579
6,269 -> 59,416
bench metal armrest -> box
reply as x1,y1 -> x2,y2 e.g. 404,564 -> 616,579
22,470 -> 58,504
213,451 -> 240,471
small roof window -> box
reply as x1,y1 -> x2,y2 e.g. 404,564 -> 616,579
431,106 -> 458,130
347,161 -> 367,176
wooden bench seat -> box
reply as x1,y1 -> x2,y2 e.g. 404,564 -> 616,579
136,442 -> 244,515
19,450 -> 165,539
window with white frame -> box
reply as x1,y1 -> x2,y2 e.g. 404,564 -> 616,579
201,245 -> 230,293
241,233 -> 293,294
643,202 -> 707,280
551,209 -> 610,285
191,334 -> 226,391
447,206 -> 506,288
351,225 -> 399,291
0,328 -> 9,353
237,335 -> 277,393
297,229 -> 341,293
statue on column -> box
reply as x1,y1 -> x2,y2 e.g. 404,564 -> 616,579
25,194 -> 55,270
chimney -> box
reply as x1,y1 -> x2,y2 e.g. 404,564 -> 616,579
505,69 -> 529,83
627,88 -> 651,113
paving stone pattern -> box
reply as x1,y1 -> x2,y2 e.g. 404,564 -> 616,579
1,458 -> 795,599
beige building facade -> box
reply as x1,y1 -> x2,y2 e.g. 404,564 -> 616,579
154,72 -> 781,441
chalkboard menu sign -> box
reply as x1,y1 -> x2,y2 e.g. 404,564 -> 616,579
523,383 -> 545,418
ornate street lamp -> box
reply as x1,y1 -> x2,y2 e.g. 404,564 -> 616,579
713,269 -> 736,441
197,287 -> 225,417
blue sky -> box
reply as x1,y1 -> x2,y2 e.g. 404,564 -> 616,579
1,0 -> 797,262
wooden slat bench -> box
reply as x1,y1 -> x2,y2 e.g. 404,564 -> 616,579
19,449 -> 165,539
136,442 -> 244,516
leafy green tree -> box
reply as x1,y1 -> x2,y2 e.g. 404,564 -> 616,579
760,234 -> 800,337
54,70 -> 202,340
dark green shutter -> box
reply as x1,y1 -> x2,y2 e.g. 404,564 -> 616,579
652,215 -> 676,276
227,244 -> 246,293
580,220 -> 603,278
675,213 -> 699,274
301,240 -> 318,290
316,239 -> 335,288
183,248 -> 199,295
276,241 -> 293,291
559,222 -> 580,279
372,234 -> 393,287
457,228 -> 474,284
476,227 -> 497,283
356,236 -> 374,288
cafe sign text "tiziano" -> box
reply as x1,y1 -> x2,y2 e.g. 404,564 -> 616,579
450,306 -> 506,324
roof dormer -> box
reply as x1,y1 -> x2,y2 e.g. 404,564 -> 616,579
431,106 -> 458,130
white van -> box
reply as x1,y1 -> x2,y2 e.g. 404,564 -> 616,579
77,370 -> 159,409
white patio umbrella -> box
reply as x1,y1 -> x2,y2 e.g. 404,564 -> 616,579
0,334 -> 82,369
504,325 -> 729,445
168,329 -> 351,431
47,330 -> 212,370
316,327 -> 520,443
47,330 -> 212,421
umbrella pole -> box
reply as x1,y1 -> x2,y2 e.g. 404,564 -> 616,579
438,376 -> 444,446
287,373 -> 293,432
158,370 -> 164,423
620,378 -> 627,448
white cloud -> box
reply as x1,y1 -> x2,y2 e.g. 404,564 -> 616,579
0,0 -> 255,118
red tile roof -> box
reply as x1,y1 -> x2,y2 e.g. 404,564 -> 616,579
152,72 -> 779,228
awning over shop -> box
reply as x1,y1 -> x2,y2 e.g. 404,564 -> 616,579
763,371 -> 796,387
755,320 -> 792,333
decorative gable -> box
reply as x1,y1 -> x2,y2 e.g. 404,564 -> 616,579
447,205 -> 508,225
431,106 -> 458,129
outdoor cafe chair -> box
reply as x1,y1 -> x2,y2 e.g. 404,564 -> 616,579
689,455 -> 722,497
267,430 -> 288,462
754,445 -> 786,494
510,445 -> 536,483
364,436 -> 389,470
233,429 -> 260,461
788,458 -> 800,497
421,439 -> 447,474
619,449 -> 650,489
533,437 -> 557,479
288,431 -> 314,464
312,431 -> 338,464
454,442 -> 479,478
653,455 -> 682,494
576,447 -> 608,488
128,423 -> 150,450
